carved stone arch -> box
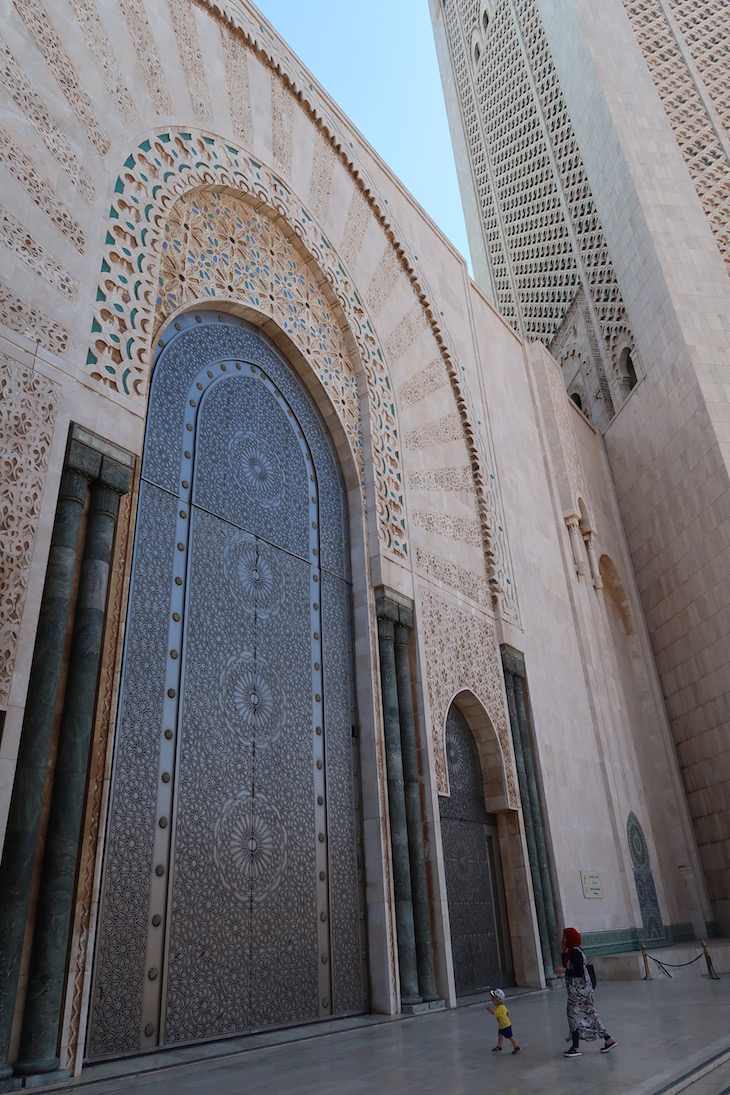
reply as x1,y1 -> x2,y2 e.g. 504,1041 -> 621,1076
449,689 -> 510,812
86,116 -> 516,612
470,26 -> 483,67
416,587 -> 518,807
86,131 -> 407,558
568,381 -> 588,418
153,190 -> 370,508
577,496 -> 594,530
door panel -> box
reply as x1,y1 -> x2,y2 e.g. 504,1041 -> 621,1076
89,315 -> 365,1058
439,706 -> 504,995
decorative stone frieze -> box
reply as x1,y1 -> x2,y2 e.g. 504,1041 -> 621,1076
118,0 -> 172,113
167,0 -> 213,125
0,279 -> 69,356
0,37 -> 94,203
0,204 -> 78,301
0,126 -> 86,254
12,0 -> 110,157
67,0 -> 138,127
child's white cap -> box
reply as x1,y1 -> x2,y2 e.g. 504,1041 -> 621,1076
490,988 -> 505,1001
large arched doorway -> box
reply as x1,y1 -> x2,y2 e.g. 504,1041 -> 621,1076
439,704 -> 512,995
88,313 -> 367,1058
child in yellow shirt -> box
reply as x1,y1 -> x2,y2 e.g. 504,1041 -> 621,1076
487,988 -> 520,1054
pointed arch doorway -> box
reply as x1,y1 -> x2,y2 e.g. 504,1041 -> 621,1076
439,703 -> 513,995
88,313 -> 367,1058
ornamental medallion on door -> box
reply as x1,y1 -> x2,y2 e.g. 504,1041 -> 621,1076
89,314 -> 366,1057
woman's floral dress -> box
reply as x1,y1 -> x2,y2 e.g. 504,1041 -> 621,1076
565,946 -> 608,1041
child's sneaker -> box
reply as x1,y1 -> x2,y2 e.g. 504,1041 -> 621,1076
512,1047 -> 521,1055
563,1047 -> 582,1057
492,1046 -> 502,1052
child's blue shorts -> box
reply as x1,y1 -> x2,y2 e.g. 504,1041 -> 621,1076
499,1025 -> 513,1038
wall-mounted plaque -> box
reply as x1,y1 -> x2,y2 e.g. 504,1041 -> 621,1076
581,870 -> 602,899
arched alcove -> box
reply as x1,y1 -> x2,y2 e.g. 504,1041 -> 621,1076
627,813 -> 664,940
438,698 -> 513,995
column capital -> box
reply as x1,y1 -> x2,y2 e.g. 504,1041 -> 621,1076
89,482 -> 122,522
374,586 -> 413,628
68,424 -> 135,495
500,644 -> 526,680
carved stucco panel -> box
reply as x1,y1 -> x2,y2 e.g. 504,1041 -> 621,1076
12,0 -> 110,157
398,356 -> 450,409
118,0 -> 173,113
417,586 -> 517,805
167,0 -> 213,125
0,37 -> 95,204
308,131 -> 336,223
67,0 -> 138,127
0,358 -> 59,704
0,125 -> 86,254
221,21 -> 253,146
0,203 -> 78,301
0,278 -> 69,357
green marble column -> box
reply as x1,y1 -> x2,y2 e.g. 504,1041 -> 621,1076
504,670 -> 553,979
15,472 -> 128,1077
377,615 -> 421,1006
513,674 -> 561,970
394,621 -> 439,1003
0,464 -> 91,1079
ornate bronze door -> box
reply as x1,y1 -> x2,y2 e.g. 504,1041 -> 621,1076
439,706 -> 505,995
89,314 -> 366,1057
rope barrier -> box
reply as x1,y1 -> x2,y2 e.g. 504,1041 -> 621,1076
640,941 -> 721,980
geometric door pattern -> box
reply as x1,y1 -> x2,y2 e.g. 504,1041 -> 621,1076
439,705 -> 501,996
89,314 -> 366,1057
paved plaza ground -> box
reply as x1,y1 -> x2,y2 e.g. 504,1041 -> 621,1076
30,977 -> 730,1095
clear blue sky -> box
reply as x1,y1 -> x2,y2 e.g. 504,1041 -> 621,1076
254,1 -> 471,266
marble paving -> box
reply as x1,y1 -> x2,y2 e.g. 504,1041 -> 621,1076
26,977 -> 730,1095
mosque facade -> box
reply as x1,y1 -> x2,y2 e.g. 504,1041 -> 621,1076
432,0 -> 730,942
0,0 -> 718,1083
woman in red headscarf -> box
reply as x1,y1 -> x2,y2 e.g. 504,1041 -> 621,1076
554,927 -> 617,1058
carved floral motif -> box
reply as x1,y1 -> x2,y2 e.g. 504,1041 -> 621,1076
0,358 -> 59,704
417,586 -> 517,804
0,278 -> 69,356
0,125 -> 86,253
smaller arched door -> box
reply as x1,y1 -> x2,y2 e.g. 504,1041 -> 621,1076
439,705 -> 512,995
